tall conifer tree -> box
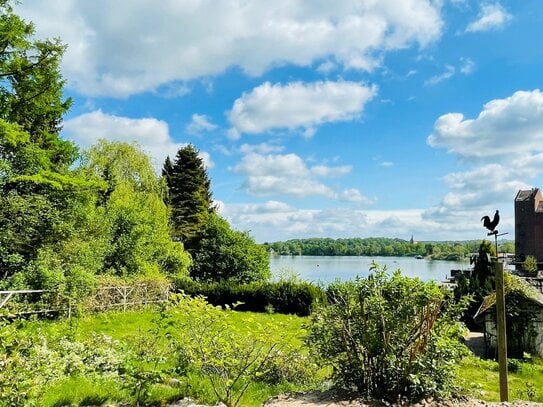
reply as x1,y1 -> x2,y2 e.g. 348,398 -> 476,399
163,144 -> 214,250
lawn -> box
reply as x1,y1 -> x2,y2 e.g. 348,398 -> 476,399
25,306 -> 313,407
18,307 -> 543,406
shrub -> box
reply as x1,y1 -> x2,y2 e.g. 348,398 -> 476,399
174,278 -> 326,316
165,293 -> 309,407
307,264 -> 468,402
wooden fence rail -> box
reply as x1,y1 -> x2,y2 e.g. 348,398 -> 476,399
0,282 -> 171,317
0,290 -> 47,309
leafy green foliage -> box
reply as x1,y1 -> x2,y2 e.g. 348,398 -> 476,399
175,278 -> 326,316
307,264 -> 468,402
453,240 -> 495,329
190,213 -> 270,284
81,140 -> 191,279
165,294 -> 312,407
523,255 -> 538,274
0,0 -> 75,168
265,237 -> 513,259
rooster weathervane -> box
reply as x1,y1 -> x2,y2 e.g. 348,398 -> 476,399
481,210 -> 500,235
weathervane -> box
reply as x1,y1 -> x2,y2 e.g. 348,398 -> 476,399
481,210 -> 500,235
481,209 -> 508,255
480,209 -> 508,402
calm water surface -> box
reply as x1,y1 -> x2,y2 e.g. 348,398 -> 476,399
270,255 -> 466,283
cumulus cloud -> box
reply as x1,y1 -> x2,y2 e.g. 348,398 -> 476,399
428,89 -> 543,159
233,153 -> 336,198
465,3 -> 512,33
15,0 -> 442,97
232,152 -> 372,203
186,114 -> 218,135
228,81 -> 377,136
426,90 -> 543,221
63,110 -> 213,169
311,165 -> 352,177
219,201 -> 471,242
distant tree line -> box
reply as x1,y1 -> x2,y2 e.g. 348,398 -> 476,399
264,237 -> 515,261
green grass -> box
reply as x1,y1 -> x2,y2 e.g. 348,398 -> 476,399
458,355 -> 543,402
23,308 -> 543,406
26,307 -> 311,407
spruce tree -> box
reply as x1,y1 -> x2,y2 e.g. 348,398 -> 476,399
163,144 -> 214,250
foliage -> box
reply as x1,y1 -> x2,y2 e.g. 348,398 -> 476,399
81,140 -> 191,279
0,318 -> 125,407
175,277 -> 326,316
453,240 -> 495,329
265,237 -> 512,259
523,255 -> 538,274
163,144 -> 214,248
165,293 -> 310,407
0,0 -> 75,167
190,213 -> 270,284
307,264 -> 468,402
120,306 -> 174,406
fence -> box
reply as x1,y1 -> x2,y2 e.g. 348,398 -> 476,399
0,281 -> 171,317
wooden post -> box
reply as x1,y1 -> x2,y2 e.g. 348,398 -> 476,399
495,260 -> 508,402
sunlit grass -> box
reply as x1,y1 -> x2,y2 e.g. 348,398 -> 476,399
458,355 -> 543,402
29,307 -> 311,406
27,308 -> 543,406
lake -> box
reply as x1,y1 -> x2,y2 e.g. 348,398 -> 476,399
270,255 -> 466,283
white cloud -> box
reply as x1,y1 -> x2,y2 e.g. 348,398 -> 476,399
311,165 -> 352,177
228,81 -> 377,136
233,153 -> 336,198
379,161 -> 394,167
232,152 -> 370,202
428,89 -> 543,159
459,57 -> 475,75
63,110 -> 213,169
339,188 -> 376,204
426,90 -> 543,221
219,201 -> 475,242
466,3 -> 512,33
424,64 -> 455,86
16,0 -> 442,97
239,143 -> 285,155
316,60 -> 337,74
186,114 -> 218,135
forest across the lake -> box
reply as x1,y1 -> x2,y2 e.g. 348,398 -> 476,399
263,237 -> 515,260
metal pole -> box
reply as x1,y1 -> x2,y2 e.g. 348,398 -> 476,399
495,259 -> 508,402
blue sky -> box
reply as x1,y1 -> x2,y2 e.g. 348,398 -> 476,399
17,0 -> 543,242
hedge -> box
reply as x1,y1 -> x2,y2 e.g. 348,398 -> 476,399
173,278 -> 326,316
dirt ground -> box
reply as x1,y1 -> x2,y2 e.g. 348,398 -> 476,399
262,391 -> 543,407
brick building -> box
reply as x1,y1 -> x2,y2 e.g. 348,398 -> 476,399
515,188 -> 543,267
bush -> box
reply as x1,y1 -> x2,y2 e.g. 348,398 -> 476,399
307,264 -> 468,402
165,293 -> 312,407
174,278 -> 326,316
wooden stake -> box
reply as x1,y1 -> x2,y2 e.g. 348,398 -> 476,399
495,260 -> 508,402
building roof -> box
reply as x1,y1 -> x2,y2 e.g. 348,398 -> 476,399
516,188 -> 540,201
474,275 -> 543,320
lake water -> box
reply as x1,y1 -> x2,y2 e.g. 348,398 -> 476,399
270,255 -> 466,284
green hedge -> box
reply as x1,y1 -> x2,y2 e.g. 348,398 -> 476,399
173,279 -> 326,316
